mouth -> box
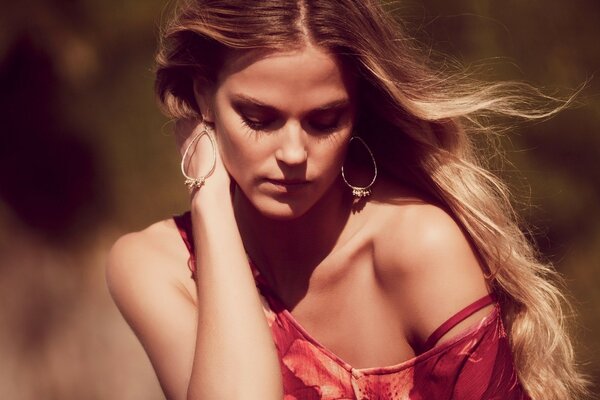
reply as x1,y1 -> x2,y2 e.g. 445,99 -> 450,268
264,178 -> 310,192
267,178 -> 309,185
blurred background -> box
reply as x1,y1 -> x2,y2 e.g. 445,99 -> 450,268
0,0 -> 598,398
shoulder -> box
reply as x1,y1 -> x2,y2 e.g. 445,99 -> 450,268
366,178 -> 480,274
106,217 -> 194,312
372,198 -> 480,276
106,218 -> 180,283
366,180 -> 491,344
105,217 -> 198,398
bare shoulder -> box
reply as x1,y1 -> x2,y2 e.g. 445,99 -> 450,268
105,217 -> 197,398
367,179 -> 491,346
106,217 -> 194,313
366,178 -> 482,278
109,217 -> 184,258
372,197 -> 480,276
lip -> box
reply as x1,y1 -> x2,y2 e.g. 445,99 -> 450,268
263,178 -> 310,192
266,178 -> 310,185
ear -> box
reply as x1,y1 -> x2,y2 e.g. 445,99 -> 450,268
193,79 -> 215,123
175,79 -> 215,157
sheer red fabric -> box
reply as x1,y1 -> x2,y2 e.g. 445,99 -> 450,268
174,212 -> 530,399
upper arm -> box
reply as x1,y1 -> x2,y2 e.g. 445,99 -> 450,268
106,231 -> 196,400
373,203 -> 491,348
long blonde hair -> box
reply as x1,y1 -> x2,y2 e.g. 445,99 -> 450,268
154,0 -> 587,398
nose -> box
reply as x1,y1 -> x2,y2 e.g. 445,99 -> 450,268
274,122 -> 308,165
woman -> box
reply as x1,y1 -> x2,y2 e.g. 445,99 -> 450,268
106,1 -> 586,399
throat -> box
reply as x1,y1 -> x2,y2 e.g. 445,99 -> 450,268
234,182 -> 354,300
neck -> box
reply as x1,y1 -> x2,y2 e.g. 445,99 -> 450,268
233,178 -> 353,294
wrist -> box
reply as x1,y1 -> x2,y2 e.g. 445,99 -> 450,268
190,185 -> 239,239
190,181 -> 233,212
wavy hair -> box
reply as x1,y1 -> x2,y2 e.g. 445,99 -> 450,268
154,1 -> 587,398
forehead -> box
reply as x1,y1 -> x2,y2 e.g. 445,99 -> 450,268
216,45 -> 356,109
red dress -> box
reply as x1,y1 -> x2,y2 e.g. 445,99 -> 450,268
174,212 -> 530,399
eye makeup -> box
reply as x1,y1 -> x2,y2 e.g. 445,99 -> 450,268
230,94 -> 352,134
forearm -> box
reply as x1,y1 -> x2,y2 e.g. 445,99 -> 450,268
186,190 -> 283,400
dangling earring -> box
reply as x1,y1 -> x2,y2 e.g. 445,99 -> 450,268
180,123 -> 217,191
341,136 -> 377,198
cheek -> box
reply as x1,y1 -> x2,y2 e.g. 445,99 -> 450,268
215,123 -> 265,183
314,135 -> 351,174
218,134 -> 249,177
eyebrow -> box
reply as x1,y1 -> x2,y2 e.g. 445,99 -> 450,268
230,94 -> 351,112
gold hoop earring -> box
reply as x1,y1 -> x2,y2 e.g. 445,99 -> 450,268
341,136 -> 377,198
180,124 -> 217,191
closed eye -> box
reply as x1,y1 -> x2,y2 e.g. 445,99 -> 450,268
308,115 -> 341,132
306,107 -> 349,134
231,94 -> 353,134
240,115 -> 276,131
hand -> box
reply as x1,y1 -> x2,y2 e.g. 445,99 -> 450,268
176,119 -> 231,200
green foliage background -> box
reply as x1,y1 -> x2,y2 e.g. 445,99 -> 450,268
0,0 -> 598,398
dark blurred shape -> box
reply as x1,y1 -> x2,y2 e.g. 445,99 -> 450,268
0,33 -> 109,246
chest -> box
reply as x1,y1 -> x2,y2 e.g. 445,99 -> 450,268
272,255 -> 416,370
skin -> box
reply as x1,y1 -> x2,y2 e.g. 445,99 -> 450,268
207,46 -> 357,220
106,43 -> 491,399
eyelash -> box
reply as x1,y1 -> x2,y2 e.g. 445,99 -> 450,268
311,121 -> 340,133
240,116 -> 340,134
241,117 -> 268,132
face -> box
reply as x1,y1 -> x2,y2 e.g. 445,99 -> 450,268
200,44 -> 357,219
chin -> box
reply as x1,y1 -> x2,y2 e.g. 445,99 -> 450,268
252,195 -> 316,221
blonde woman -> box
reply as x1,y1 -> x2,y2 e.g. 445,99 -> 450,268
106,1 -> 586,399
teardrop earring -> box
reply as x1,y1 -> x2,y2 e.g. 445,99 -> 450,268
341,136 -> 377,198
180,123 -> 217,192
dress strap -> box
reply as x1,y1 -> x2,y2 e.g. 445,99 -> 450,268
422,294 -> 496,351
172,211 -> 197,279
